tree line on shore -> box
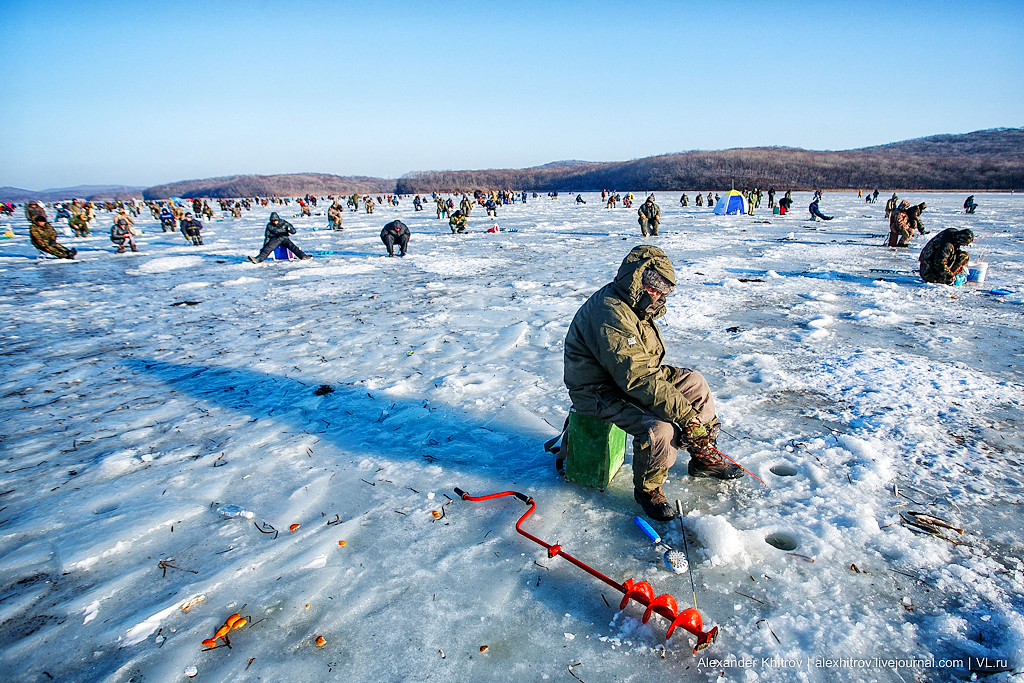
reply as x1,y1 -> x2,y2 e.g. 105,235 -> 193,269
4,128 -> 1020,203
397,129 -> 1024,194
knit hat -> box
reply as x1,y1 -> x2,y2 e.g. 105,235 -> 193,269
642,266 -> 675,296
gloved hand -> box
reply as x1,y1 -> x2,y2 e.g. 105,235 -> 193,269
682,415 -> 716,451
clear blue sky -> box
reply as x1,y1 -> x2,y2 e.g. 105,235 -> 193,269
2,0 -> 1021,190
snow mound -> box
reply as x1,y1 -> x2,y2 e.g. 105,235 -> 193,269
689,514 -> 751,569
415,256 -> 504,276
135,255 -> 205,273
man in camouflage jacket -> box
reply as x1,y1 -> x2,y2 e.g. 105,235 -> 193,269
919,229 -> 973,284
448,210 -> 467,234
563,245 -> 741,521
30,215 -> 76,259
637,195 -> 661,236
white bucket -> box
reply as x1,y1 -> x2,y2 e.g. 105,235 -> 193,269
967,262 -> 989,283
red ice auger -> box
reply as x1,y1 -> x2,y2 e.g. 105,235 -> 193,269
453,487 -> 718,653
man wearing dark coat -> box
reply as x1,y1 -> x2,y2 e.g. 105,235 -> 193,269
248,212 -> 310,263
380,220 -> 410,257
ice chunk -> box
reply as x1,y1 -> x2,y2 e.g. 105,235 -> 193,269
218,505 -> 254,520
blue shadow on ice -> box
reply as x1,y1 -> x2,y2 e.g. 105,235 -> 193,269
126,358 -> 555,481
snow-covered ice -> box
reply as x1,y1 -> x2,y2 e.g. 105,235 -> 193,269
0,192 -> 1021,681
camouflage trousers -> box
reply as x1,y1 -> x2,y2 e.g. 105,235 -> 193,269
592,368 -> 716,492
639,218 -> 659,236
32,237 -> 75,259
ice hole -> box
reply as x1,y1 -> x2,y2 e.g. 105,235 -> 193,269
765,533 -> 798,551
770,464 -> 798,477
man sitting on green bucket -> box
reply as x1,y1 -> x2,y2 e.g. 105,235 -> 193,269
563,245 -> 742,522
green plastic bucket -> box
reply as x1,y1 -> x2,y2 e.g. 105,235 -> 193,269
564,412 -> 626,489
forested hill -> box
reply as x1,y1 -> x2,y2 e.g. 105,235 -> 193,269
395,128 -> 1024,193
11,129 -> 1017,202
857,127 -> 1024,158
0,185 -> 145,203
142,173 -> 395,200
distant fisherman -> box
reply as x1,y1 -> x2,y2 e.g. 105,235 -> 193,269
449,209 -> 467,234
248,212 -> 311,263
638,195 -> 661,236
919,229 -> 973,285
327,201 -> 344,230
30,214 -> 76,259
24,201 -> 47,224
380,219 -> 410,257
808,199 -> 832,221
888,200 -> 911,247
180,212 -> 204,245
885,193 -> 898,219
160,205 -> 176,232
69,201 -> 91,237
110,218 -> 138,253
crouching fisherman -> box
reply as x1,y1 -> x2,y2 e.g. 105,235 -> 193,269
110,218 -> 138,253
159,204 -> 176,232
919,229 -> 973,285
563,246 -> 742,522
180,212 -> 204,245
248,211 -> 311,263
380,219 -> 410,257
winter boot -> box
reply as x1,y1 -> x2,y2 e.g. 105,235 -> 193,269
634,487 -> 677,522
247,255 -> 259,264
687,445 -> 743,480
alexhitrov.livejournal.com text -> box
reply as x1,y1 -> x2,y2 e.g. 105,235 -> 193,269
696,656 -> 996,671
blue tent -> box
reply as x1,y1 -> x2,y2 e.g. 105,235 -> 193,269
713,190 -> 748,215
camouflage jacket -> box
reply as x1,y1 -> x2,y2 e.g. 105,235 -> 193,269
449,214 -> 467,231
638,201 -> 661,223
563,245 -> 696,424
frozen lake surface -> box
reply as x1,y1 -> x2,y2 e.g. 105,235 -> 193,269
0,191 -> 1021,682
